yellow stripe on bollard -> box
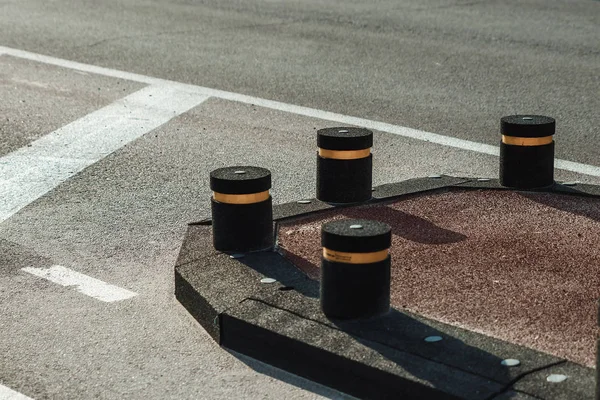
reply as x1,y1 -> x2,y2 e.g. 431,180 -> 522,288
323,248 -> 389,264
213,190 -> 270,204
318,148 -> 371,160
501,135 -> 553,146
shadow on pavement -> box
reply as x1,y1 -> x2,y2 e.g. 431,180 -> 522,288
519,191 -> 600,223
342,206 -> 467,245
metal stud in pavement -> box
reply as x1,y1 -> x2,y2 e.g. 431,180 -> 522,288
546,374 -> 568,383
500,359 -> 521,367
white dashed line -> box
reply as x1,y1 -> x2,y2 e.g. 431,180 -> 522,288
21,265 -> 137,302
0,85 -> 209,223
0,384 -> 33,400
2,45 -> 600,178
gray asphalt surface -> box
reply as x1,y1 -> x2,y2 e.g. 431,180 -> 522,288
1,0 -> 598,163
1,0 -> 599,399
0,56 -> 143,157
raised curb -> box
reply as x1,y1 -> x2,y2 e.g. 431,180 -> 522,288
175,176 -> 598,399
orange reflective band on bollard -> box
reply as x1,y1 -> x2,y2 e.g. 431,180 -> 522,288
501,135 -> 553,146
318,148 -> 371,160
213,190 -> 270,205
322,248 -> 389,264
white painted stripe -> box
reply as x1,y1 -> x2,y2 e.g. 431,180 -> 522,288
0,85 -> 209,223
0,47 -> 158,85
0,384 -> 34,400
21,265 -> 137,302
1,46 -> 599,178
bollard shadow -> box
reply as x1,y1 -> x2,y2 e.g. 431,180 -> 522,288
341,206 -> 467,245
329,307 -> 515,399
237,250 -> 320,298
233,254 -> 513,397
518,191 -> 600,223
228,348 -> 358,399
232,291 -> 515,399
234,247 -> 514,397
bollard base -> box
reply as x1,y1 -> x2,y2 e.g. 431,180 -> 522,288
211,197 -> 273,253
317,155 -> 372,204
499,142 -> 555,189
321,257 -> 390,320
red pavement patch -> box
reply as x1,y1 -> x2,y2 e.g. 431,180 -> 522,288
277,189 -> 600,367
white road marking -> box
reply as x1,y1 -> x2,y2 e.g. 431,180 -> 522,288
21,265 -> 137,302
0,384 -> 34,400
0,85 -> 209,223
2,45 -> 600,178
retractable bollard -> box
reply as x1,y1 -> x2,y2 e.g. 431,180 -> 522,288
499,115 -> 555,189
317,127 -> 373,204
320,219 -> 391,319
210,166 -> 273,252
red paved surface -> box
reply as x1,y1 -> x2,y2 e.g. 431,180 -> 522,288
277,189 -> 600,367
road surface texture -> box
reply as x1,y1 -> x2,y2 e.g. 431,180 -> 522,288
1,0 -> 599,399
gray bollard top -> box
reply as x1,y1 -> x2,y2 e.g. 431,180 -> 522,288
210,166 -> 271,194
322,219 -> 391,253
501,115 -> 555,138
317,127 -> 373,150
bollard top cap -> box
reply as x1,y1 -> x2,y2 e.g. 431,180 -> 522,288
318,127 -> 373,150
501,115 -> 555,138
210,166 -> 271,194
322,219 -> 391,253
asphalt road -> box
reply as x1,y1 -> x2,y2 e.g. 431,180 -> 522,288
1,0 -> 599,399
2,0 -> 599,163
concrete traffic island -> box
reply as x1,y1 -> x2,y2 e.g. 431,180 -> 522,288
175,120 -> 600,399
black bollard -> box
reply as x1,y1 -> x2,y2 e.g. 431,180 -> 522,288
499,115 -> 555,189
320,219 -> 391,319
317,127 -> 373,204
210,166 -> 273,252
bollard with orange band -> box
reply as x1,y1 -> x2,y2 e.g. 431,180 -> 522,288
210,166 -> 273,252
320,219 -> 392,319
317,127 -> 373,204
499,115 -> 555,189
